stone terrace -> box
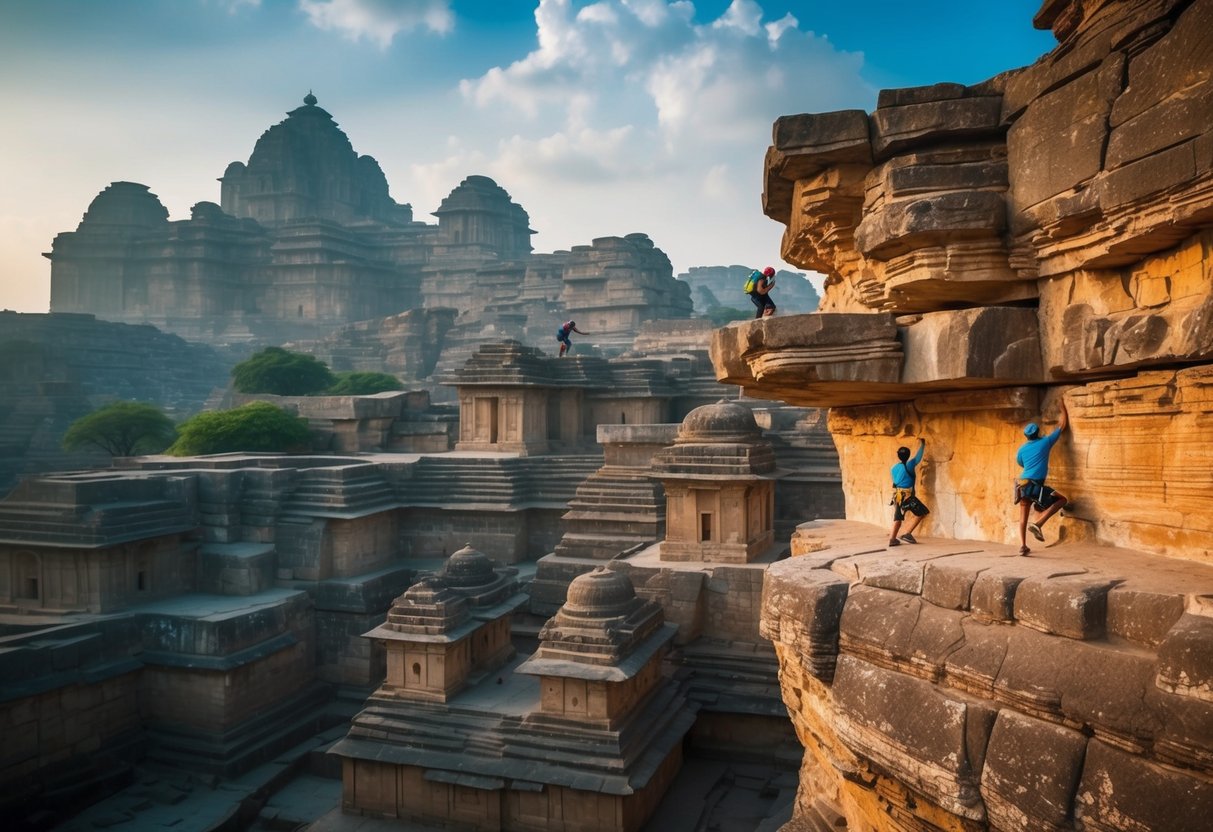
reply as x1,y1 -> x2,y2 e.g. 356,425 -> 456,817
764,519 -> 1213,830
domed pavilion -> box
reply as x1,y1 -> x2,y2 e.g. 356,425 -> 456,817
651,399 -> 778,563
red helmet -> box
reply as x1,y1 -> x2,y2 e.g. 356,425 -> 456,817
762,267 -> 775,277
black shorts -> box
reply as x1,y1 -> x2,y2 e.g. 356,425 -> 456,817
1015,479 -> 1059,510
750,293 -> 776,317
892,493 -> 929,521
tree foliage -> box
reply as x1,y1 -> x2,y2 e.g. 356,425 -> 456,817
62,401 -> 177,457
167,402 -> 311,456
231,347 -> 335,396
326,371 -> 404,395
704,306 -> 751,326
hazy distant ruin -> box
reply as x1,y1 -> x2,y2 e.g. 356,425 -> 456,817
44,93 -> 694,358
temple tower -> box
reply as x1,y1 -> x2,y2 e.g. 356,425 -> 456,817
219,92 -> 412,227
47,182 -> 169,316
652,400 -> 777,563
517,568 -> 674,726
433,175 -> 534,258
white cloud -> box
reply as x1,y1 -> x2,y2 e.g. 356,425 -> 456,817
447,0 -> 873,274
712,0 -> 763,36
460,0 -> 869,152
298,0 -> 453,49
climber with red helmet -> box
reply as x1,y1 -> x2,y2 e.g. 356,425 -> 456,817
556,319 -> 585,357
746,266 -> 777,318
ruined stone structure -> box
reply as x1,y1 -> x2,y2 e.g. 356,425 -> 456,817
333,567 -> 692,832
709,0 -> 1213,829
0,312 -> 230,495
47,96 -> 692,357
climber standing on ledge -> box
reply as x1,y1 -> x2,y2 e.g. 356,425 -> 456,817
888,437 -> 929,547
556,319 -> 585,357
746,266 -> 777,318
1014,399 -> 1069,556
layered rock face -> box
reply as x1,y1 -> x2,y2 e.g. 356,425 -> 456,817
764,522 -> 1213,832
717,0 -> 1213,562
709,1 -> 1213,830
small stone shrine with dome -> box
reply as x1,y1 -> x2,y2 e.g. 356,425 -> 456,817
651,399 -> 778,563
363,544 -> 524,703
332,566 -> 693,832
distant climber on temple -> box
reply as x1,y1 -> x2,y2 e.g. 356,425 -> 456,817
556,320 -> 585,357
745,266 -> 777,318
888,437 -> 928,547
1014,400 -> 1069,556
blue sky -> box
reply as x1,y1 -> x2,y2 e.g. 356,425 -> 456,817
0,1 -> 1055,313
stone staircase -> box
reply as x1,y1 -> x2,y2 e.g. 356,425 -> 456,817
554,467 -> 664,560
402,454 -> 602,508
279,464 -> 401,518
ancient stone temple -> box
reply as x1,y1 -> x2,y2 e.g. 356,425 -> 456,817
332,567 -> 692,832
711,0 -> 1213,829
651,400 -> 777,564
364,545 -> 525,703
46,95 -> 692,356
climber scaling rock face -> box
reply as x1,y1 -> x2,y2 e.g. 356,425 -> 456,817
719,0 -> 1213,563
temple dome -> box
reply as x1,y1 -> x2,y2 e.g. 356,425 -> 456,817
676,399 -> 762,444
78,182 -> 169,230
563,568 -> 638,616
441,544 -> 496,589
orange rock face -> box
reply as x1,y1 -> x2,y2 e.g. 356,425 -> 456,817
716,0 -> 1213,566
717,0 -> 1213,829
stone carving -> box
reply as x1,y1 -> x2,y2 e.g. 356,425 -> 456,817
0,311 -> 229,495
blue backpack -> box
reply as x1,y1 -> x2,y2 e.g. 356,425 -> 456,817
743,270 -> 762,294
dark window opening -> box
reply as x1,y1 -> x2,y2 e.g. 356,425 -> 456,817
700,512 -> 713,542
137,571 -> 147,591
412,662 -> 422,679
21,577 -> 39,600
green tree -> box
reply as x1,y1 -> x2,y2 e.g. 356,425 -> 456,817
62,401 -> 177,457
231,347 -> 335,396
326,371 -> 404,395
167,402 -> 311,456
705,306 -> 751,326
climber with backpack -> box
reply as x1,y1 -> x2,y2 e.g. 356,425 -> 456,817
745,267 -> 777,318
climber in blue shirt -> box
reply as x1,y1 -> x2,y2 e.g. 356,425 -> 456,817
1014,400 -> 1069,555
888,437 -> 929,547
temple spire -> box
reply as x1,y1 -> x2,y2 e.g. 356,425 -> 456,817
303,90 -> 317,106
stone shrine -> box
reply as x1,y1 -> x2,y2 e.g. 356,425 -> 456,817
332,567 -> 692,832
651,400 -> 777,564
364,545 -> 525,703
710,0 -> 1213,829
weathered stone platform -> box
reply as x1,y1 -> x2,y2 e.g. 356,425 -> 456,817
766,519 -> 1213,831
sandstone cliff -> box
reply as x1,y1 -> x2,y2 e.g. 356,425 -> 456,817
710,0 -> 1213,829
